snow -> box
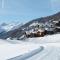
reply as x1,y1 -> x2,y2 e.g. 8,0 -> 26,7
24,34 -> 60,60
9,46 -> 43,60
0,34 -> 60,60
26,43 -> 60,60
0,23 -> 15,32
29,22 -> 38,27
0,42 -> 41,60
0,22 -> 22,32
26,34 -> 60,43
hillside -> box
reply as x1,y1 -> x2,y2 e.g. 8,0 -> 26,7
0,12 -> 60,39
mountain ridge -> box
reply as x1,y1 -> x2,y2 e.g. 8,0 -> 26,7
0,12 -> 60,39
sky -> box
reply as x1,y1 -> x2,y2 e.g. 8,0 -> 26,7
0,0 -> 60,24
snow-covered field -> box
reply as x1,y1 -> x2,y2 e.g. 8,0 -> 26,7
26,43 -> 60,60
0,34 -> 60,60
0,43 -> 42,60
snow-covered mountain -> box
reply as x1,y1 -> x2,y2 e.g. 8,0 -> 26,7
0,22 -> 23,33
0,12 -> 60,39
0,27 -> 5,33
0,23 -> 14,32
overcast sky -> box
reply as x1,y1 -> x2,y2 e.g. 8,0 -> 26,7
0,0 -> 60,24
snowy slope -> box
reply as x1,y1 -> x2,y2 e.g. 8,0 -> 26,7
0,23 -> 22,32
29,22 -> 38,27
9,46 -> 43,60
26,43 -> 60,60
0,23 -> 15,32
0,34 -> 60,60
26,34 -> 60,60
0,42 -> 42,60
4,43 -> 60,60
8,34 -> 60,60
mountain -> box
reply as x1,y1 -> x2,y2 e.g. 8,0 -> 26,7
0,12 -> 60,39
0,22 -> 23,32
0,22 -> 23,39
0,23 -> 15,32
0,28 -> 5,33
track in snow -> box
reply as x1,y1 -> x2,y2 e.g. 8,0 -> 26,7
8,46 -> 44,60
